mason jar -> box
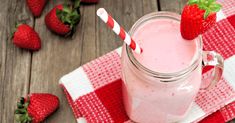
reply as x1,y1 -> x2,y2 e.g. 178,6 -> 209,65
121,12 -> 224,123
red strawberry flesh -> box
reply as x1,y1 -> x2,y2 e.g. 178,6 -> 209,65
27,94 -> 59,122
27,0 -> 48,17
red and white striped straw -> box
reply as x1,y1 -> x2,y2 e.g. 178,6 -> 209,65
96,8 -> 143,54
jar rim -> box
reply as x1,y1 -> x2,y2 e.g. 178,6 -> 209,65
126,11 -> 202,80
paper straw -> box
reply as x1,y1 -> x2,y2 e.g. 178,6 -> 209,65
96,8 -> 143,54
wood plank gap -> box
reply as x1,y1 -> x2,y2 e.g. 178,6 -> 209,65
79,6 -> 85,66
141,0 -> 144,17
27,11 -> 36,94
95,6 -> 98,57
27,52 -> 33,94
0,0 -> 34,122
158,0 -> 187,13
157,0 -> 161,11
95,4 -> 100,56
0,34 -> 8,123
28,12 -> 36,95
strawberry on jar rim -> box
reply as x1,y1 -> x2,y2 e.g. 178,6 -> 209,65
180,0 -> 222,40
12,24 -> 41,51
15,93 -> 59,123
26,0 -> 48,17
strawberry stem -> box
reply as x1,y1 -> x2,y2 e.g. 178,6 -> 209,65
14,97 -> 32,123
10,23 -> 20,39
188,0 -> 222,18
74,0 -> 80,9
56,2 -> 81,36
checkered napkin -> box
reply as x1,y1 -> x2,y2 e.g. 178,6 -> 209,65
59,1 -> 235,123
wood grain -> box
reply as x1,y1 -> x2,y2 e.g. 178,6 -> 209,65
158,0 -> 187,14
80,4 -> 97,64
96,0 -> 158,56
95,0 -> 124,56
0,0 -> 33,123
143,0 -> 158,14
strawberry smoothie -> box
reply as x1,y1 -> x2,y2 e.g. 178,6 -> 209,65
121,12 -> 202,123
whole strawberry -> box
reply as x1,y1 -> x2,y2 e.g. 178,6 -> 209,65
45,4 -> 80,36
12,24 -> 41,50
15,93 -> 59,123
27,0 -> 48,17
180,0 -> 221,40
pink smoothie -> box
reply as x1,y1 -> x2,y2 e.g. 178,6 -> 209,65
132,18 -> 197,73
121,17 -> 202,123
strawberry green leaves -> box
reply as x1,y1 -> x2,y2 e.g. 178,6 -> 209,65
15,97 -> 32,123
204,10 -> 211,19
74,0 -> 80,9
188,0 -> 222,19
188,0 -> 198,4
56,4 -> 80,33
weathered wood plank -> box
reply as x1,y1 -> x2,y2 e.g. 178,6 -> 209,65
143,0 -> 158,14
0,0 -> 33,122
121,0 -> 158,34
158,0 -> 187,14
80,4 -> 97,64
122,0 -> 143,32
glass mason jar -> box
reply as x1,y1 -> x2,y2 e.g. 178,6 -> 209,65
121,12 -> 224,123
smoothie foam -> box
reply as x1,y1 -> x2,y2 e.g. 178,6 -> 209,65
132,18 -> 197,73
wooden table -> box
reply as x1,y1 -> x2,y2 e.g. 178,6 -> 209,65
0,0 -> 189,122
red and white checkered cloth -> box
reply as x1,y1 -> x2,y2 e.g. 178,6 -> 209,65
59,1 -> 235,123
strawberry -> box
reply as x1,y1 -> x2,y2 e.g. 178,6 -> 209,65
12,24 -> 41,50
26,0 -> 48,17
45,4 -> 80,36
15,93 -> 59,123
180,0 -> 221,40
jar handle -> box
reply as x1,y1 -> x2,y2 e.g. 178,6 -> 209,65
201,51 -> 224,90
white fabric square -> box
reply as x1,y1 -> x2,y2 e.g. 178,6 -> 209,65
60,67 -> 94,101
224,55 -> 235,88
77,117 -> 87,123
115,47 -> 122,56
217,10 -> 226,22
